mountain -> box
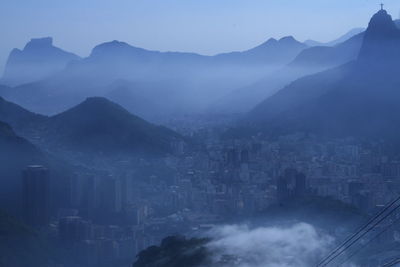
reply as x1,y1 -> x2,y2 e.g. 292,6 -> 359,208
290,32 -> 364,69
104,80 -> 177,121
42,97 -> 185,156
305,28 -> 365,47
1,37 -> 80,86
212,31 -> 363,114
70,40 -> 208,84
214,36 -> 307,65
0,96 -> 185,157
0,121 -> 43,164
0,96 -> 46,135
0,36 -> 307,119
84,36 -> 306,68
246,9 -> 400,140
358,10 -> 400,63
0,102 -> 94,219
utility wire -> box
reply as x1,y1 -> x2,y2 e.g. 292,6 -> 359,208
320,202 -> 400,267
317,195 -> 400,266
338,215 -> 400,266
381,258 -> 400,267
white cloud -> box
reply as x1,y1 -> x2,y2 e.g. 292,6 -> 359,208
205,223 -> 350,267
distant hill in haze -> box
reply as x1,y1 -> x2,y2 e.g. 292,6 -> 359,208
42,97 -> 185,156
0,96 -> 186,157
0,121 -> 43,164
0,36 -> 308,120
1,37 -> 80,86
246,9 -> 400,141
0,96 -> 46,135
289,32 -> 364,69
103,80 -> 178,121
212,30 -> 364,114
305,28 -> 365,47
214,36 -> 307,65
0,96 -> 185,214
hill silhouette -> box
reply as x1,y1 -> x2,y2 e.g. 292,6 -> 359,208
305,28 -> 365,47
1,37 -> 80,86
42,97 -> 185,156
0,96 -> 185,158
213,31 -> 363,114
214,36 -> 307,65
0,96 -> 46,135
0,36 -> 307,118
247,9 -> 400,141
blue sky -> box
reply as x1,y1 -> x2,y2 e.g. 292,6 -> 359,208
0,0 -> 399,73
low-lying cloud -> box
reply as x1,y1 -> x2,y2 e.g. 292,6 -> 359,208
205,223 -> 338,267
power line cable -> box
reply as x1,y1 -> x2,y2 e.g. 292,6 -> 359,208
381,258 -> 400,267
317,195 -> 400,266
320,202 -> 400,266
339,215 -> 400,266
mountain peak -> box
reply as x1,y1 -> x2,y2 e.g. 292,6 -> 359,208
92,40 -> 131,52
101,40 -> 128,47
358,9 -> 400,63
72,97 -> 128,114
365,10 -> 399,38
90,40 -> 141,58
263,38 -> 278,45
48,97 -> 183,155
259,36 -> 303,48
24,37 -> 54,50
83,96 -> 112,105
279,36 -> 298,43
1,37 -> 79,86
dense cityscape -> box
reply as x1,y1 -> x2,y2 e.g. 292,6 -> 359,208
19,121 -> 400,266
2,2 -> 400,267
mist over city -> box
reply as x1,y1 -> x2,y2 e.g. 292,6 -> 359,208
2,1 -> 400,266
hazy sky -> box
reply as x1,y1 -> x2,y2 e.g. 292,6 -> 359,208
0,0 -> 399,74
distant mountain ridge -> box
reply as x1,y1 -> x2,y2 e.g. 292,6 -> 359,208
358,10 -> 400,63
1,37 -> 80,86
305,28 -> 365,47
1,23 -> 386,119
44,97 -> 184,155
214,36 -> 307,65
0,35 -> 308,119
0,96 -> 46,135
212,30 -> 364,114
0,95 -> 186,157
246,9 -> 400,140
290,32 -> 364,69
